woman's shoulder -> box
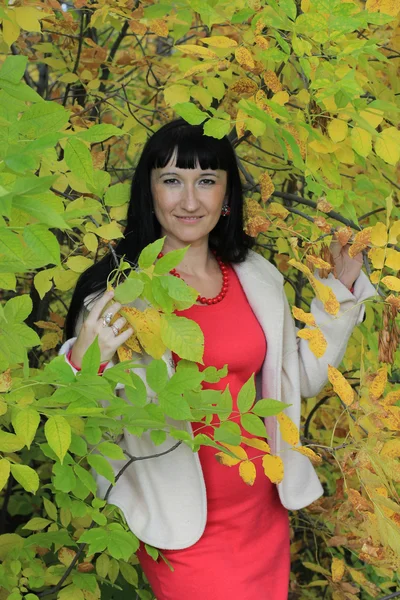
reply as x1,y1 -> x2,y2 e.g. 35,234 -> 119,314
241,249 -> 284,286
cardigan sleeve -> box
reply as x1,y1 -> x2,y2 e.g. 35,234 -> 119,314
285,270 -> 377,399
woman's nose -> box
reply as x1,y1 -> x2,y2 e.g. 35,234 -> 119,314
180,183 -> 200,211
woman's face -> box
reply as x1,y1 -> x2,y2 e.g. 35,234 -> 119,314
150,155 -> 228,248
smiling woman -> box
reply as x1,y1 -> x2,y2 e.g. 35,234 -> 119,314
61,118 -> 376,600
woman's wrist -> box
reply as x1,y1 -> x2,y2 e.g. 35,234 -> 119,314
67,348 -> 109,374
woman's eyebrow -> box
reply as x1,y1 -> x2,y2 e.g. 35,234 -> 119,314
159,171 -> 219,177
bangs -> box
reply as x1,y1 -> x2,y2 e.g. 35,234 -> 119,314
150,125 -> 231,172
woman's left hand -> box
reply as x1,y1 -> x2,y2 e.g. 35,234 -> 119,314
329,240 -> 363,290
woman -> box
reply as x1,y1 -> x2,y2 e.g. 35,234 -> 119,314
60,119 -> 376,599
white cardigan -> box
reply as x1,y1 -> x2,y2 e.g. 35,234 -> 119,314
59,250 -> 376,550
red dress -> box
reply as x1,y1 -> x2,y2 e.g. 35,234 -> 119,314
137,264 -> 290,599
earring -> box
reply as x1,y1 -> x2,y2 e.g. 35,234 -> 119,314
221,203 -> 231,217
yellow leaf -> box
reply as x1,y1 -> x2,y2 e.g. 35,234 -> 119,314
370,366 -> 387,399
259,173 -> 275,203
351,127 -> 372,157
230,77 -> 258,96
370,270 -> 381,284
201,36 -> 238,48
348,227 -> 372,258
375,127 -> 400,165
83,233 -> 98,253
381,439 -> 400,458
239,460 -> 257,486
182,63 -> 213,79
262,454 -> 284,484
117,345 -> 133,362
331,557 -> 345,582
359,107 -> 384,129
151,18 -> 169,37
0,459 -> 11,493
370,222 -> 388,247
2,11 -> 20,46
15,7 -> 43,32
215,453 -> 241,466
309,137 -> 338,154
41,332 -> 60,351
388,221 -> 400,244
164,84 -> 191,106
66,256 -> 94,273
306,255 -> 332,270
328,365 -> 354,406
312,279 -> 340,316
219,443 -> 248,460
368,248 -> 385,270
254,35 -> 269,50
242,437 -> 271,453
385,249 -> 400,271
176,45 -> 218,60
328,119 -> 348,143
121,307 -> 166,359
381,276 -> 400,292
95,222 -> 124,240
272,91 -> 289,105
263,70 -> 282,93
266,202 -> 289,219
334,142 -> 355,165
292,307 -> 317,327
235,47 -> 255,70
0,370 -> 11,393
236,108 -> 247,138
277,412 -> 299,445
291,446 -> 322,466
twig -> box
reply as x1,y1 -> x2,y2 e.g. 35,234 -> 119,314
36,441 -> 182,597
63,10 -> 85,106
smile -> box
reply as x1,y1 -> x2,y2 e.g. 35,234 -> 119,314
175,216 -> 204,222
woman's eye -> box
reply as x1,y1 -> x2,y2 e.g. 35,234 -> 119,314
164,178 -> 179,184
200,179 -> 216,185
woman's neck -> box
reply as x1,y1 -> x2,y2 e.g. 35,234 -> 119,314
162,237 -> 215,277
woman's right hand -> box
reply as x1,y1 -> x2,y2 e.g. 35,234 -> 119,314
70,290 -> 133,368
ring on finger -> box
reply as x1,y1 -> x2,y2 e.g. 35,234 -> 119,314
102,312 -> 113,327
111,324 -> 120,336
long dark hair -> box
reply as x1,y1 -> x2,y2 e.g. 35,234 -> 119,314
65,118 -> 253,338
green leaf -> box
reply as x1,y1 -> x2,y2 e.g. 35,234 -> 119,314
64,137 -> 94,185
203,117 -> 231,139
119,562 -> 139,586
9,323 -> 40,348
124,373 -> 148,407
232,8 -> 255,23
81,336 -> 101,376
144,3 -> 172,18
3,294 -> 32,322
160,275 -> 198,308
22,517 -> 51,531
74,463 -> 97,495
78,528 -> 109,554
87,454 -> 115,484
114,278 -> 144,304
76,124 -> 123,143
53,462 -> 76,493
71,572 -> 97,593
237,374 -> 256,413
18,101 -> 70,138
174,102 -> 208,125
0,229 -> 25,266
0,79 -> 43,103
138,238 -> 165,270
0,431 -> 25,452
240,413 -> 268,437
158,389 -> 192,420
154,247 -> 188,275
13,196 -> 69,230
10,464 -> 39,493
11,407 -> 40,449
277,0 -> 297,20
96,553 -> 110,578
253,398 -> 289,417
43,497 -> 58,521
44,415 -> 71,464
104,182 -> 130,206
0,55 -> 27,84
204,77 -> 225,101
23,224 -> 61,267
150,429 -> 167,446
97,441 -> 126,460
106,528 -> 139,560
214,421 -> 241,445
146,359 -> 169,393
161,314 -> 204,363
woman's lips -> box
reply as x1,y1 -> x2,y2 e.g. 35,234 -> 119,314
175,216 -> 204,222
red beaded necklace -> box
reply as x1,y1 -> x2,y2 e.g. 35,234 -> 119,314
157,250 -> 229,305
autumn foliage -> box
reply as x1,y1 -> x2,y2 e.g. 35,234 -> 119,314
0,0 -> 399,599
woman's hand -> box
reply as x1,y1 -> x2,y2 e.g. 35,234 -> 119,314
329,240 -> 363,290
70,290 -> 133,368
